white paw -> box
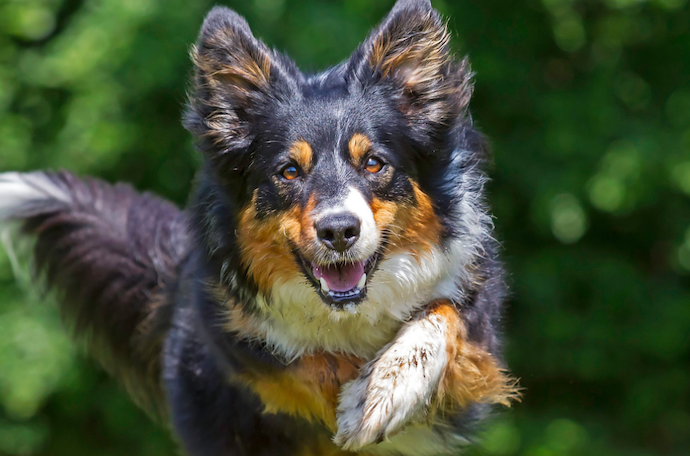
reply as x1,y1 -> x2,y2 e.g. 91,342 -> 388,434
334,316 -> 448,451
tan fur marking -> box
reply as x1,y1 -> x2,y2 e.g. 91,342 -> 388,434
428,300 -> 521,411
191,28 -> 271,90
216,287 -> 374,455
371,197 -> 398,228
348,133 -> 372,165
215,287 -> 367,436
238,353 -> 362,431
383,181 -> 443,256
217,287 -> 264,339
236,194 -> 300,292
368,12 -> 450,89
237,194 -> 319,292
293,193 -> 318,255
290,140 -> 314,172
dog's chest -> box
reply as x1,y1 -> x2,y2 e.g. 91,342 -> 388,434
235,352 -> 363,431
232,352 -> 467,456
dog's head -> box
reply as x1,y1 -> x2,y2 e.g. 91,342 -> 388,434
186,0 -> 487,323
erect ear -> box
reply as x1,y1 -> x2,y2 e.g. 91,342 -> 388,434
184,7 -> 297,165
349,0 -> 473,135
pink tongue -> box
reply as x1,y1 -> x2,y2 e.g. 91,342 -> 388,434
312,262 -> 365,292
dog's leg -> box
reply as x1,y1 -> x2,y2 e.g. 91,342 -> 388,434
334,300 -> 517,451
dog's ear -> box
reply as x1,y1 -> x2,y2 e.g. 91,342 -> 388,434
349,0 -> 473,136
185,7 -> 297,167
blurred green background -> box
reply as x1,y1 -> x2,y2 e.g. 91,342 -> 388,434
0,0 -> 689,454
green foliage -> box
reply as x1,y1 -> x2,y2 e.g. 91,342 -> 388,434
0,0 -> 688,454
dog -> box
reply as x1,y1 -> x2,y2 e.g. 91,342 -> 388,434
0,0 -> 519,454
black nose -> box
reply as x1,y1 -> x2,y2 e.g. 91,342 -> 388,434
315,213 -> 361,252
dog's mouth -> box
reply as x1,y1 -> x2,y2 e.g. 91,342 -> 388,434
298,254 -> 380,309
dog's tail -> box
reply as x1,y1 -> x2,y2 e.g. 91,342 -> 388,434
0,171 -> 189,419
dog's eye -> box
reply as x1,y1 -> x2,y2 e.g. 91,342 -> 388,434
281,165 -> 300,180
364,157 -> 384,173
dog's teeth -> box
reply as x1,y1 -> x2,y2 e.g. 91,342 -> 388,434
319,278 -> 330,293
357,273 -> 367,290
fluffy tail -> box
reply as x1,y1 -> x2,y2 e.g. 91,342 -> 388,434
0,171 -> 189,418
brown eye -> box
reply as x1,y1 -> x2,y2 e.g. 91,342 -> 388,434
282,165 -> 299,180
365,157 -> 384,173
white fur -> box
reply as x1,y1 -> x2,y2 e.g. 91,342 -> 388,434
315,186 -> 379,261
0,172 -> 69,220
341,186 -> 378,257
0,172 -> 71,297
334,310 -> 449,450
249,240 -> 467,360
252,277 -> 402,360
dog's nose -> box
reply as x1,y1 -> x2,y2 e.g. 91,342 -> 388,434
315,213 -> 361,252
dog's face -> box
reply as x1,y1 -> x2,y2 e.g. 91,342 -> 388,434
186,0 -> 483,317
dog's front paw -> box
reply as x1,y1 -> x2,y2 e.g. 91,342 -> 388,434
334,366 -> 395,450
333,328 -> 447,451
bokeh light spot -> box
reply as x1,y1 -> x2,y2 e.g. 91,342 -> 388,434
550,193 -> 588,244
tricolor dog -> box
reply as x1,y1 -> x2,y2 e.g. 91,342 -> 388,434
0,1 -> 519,454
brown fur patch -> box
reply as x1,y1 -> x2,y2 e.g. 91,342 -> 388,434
287,193 -> 319,260
348,133 -> 372,166
215,285 -> 264,340
401,182 -> 443,250
237,353 -> 362,431
381,181 -> 443,257
236,193 -> 318,292
428,300 -> 521,412
290,139 -> 314,172
371,197 -> 398,228
191,27 -> 271,92
368,11 -> 450,93
237,194 -> 299,292
214,287 -> 366,437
